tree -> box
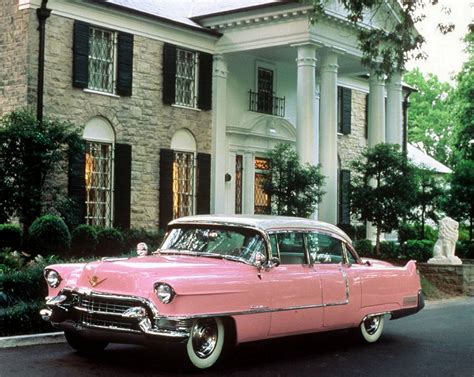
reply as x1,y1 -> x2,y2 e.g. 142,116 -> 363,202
411,168 -> 445,239
263,144 -> 325,218
351,143 -> 416,254
302,0 -> 454,78
403,68 -> 455,166
0,110 -> 83,233
443,160 -> 474,241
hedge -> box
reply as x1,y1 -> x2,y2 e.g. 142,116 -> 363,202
71,224 -> 98,257
28,215 -> 71,256
0,224 -> 22,250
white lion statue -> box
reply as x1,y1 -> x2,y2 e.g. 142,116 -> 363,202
428,217 -> 462,265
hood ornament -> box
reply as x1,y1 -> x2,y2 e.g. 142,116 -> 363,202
88,275 -> 107,287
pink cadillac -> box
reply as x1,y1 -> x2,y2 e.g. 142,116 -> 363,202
41,215 -> 424,369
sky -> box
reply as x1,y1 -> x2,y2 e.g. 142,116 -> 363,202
406,0 -> 473,83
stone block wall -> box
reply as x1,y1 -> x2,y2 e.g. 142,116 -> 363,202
418,263 -> 474,296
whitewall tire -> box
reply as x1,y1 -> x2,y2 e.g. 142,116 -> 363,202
360,314 -> 384,343
186,317 -> 225,369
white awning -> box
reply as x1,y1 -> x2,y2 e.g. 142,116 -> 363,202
407,143 -> 452,174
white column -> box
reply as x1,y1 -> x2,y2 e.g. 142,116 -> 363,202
386,72 -> 403,145
319,51 -> 338,224
211,55 -> 228,214
368,70 -> 386,147
296,44 -> 318,166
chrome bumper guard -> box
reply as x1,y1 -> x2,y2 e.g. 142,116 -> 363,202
41,289 -> 189,342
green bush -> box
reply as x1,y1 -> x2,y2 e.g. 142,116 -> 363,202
123,228 -> 164,253
423,225 -> 438,242
96,228 -> 124,257
456,240 -> 474,259
0,301 -> 54,336
28,215 -> 71,256
353,239 -> 374,258
71,224 -> 98,257
379,241 -> 399,260
0,224 -> 23,250
0,263 -> 47,305
400,240 -> 434,262
398,222 -> 419,244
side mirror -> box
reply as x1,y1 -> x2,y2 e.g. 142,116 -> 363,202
137,242 -> 149,256
255,252 -> 266,270
265,256 -> 280,270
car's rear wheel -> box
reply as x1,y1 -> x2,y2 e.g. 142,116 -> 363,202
64,331 -> 108,355
186,317 -> 226,369
360,314 -> 384,343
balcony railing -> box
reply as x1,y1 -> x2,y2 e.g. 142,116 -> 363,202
248,90 -> 285,117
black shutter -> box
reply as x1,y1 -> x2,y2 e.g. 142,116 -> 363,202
365,94 -> 369,139
196,153 -> 211,214
339,169 -> 351,225
116,32 -> 134,96
159,149 -> 174,230
341,87 -> 352,135
113,144 -> 132,229
73,21 -> 89,88
68,150 -> 86,224
198,52 -> 213,110
162,44 -> 176,105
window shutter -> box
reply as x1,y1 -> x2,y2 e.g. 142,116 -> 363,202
73,21 -> 89,88
159,149 -> 174,230
113,144 -> 132,229
365,94 -> 369,139
68,150 -> 86,224
198,52 -> 213,110
196,153 -> 211,214
341,88 -> 352,135
162,43 -> 177,105
339,169 -> 351,225
116,32 -> 134,96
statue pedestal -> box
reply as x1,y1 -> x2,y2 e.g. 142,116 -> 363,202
428,256 -> 463,265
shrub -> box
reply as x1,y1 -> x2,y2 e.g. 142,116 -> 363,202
71,224 -> 98,257
423,225 -> 438,242
400,240 -> 434,262
353,239 -> 374,258
456,240 -> 474,259
0,224 -> 23,250
28,215 -> 71,256
123,228 -> 165,253
96,228 -> 124,257
0,301 -> 54,336
0,262 -> 47,304
379,241 -> 399,260
398,222 -> 419,244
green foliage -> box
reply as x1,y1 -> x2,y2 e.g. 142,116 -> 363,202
263,144 -> 325,217
96,228 -> 125,257
0,109 -> 84,229
0,224 -> 23,250
0,301 -> 54,336
123,228 -> 165,253
337,223 -> 367,241
443,160 -> 474,240
302,1 -> 454,78
350,143 -> 416,253
456,240 -> 474,259
353,239 -> 374,258
378,241 -> 398,260
0,262 -> 47,305
28,215 -> 71,256
399,240 -> 434,262
398,222 -> 418,244
71,225 -> 98,257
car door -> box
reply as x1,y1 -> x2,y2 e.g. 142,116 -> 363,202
306,232 -> 361,328
266,231 -> 323,336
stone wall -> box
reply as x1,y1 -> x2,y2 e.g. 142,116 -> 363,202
40,14 -> 212,229
0,1 -> 37,115
337,89 -> 368,169
418,263 -> 474,296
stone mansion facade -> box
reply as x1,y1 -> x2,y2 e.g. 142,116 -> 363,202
1,0 -> 412,231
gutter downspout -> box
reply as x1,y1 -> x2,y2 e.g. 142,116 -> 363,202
402,88 -> 415,155
36,0 -> 51,123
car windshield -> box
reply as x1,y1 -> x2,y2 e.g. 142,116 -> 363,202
159,226 -> 266,264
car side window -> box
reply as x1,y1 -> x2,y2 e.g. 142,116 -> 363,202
306,232 -> 344,264
274,232 -> 306,265
344,244 -> 357,264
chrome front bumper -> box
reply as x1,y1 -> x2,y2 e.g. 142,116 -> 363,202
41,289 -> 190,344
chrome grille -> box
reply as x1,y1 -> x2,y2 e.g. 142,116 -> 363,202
81,313 -> 139,332
79,296 -> 133,315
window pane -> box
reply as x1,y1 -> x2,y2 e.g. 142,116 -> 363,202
173,151 -> 194,219
85,142 -> 113,227
89,28 -> 115,93
276,232 -> 306,265
306,233 -> 344,264
175,48 -> 197,107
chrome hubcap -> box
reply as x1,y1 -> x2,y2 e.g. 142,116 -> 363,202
191,319 -> 218,358
364,316 -> 380,335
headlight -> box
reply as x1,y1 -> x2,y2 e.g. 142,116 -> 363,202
155,283 -> 175,304
44,269 -> 61,288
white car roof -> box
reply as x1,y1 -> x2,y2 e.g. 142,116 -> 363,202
168,214 -> 352,244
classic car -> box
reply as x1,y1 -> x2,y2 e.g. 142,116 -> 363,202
41,215 -> 424,369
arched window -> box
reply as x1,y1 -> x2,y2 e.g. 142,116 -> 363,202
83,117 -> 115,227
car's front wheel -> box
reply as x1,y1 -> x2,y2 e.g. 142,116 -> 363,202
64,331 -> 108,355
360,314 -> 384,343
186,317 -> 226,369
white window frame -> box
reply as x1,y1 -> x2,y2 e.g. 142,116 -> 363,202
175,48 -> 199,108
88,27 -> 118,94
